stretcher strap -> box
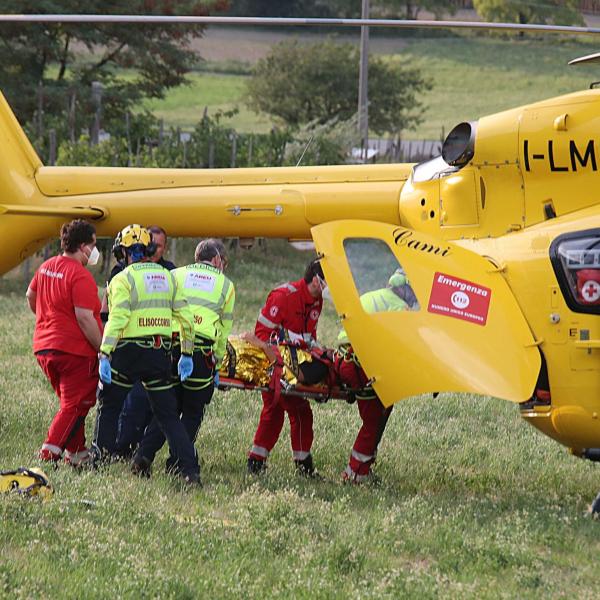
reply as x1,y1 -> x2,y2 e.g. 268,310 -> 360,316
225,340 -> 237,379
268,347 -> 285,406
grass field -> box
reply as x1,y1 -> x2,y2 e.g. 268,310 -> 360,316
2,240 -> 600,598
142,31 -> 597,139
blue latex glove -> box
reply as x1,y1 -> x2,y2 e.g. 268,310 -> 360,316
213,372 -> 220,388
178,354 -> 194,382
99,356 -> 112,385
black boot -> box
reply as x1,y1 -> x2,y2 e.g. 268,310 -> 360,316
247,457 -> 267,475
131,455 -> 152,478
294,454 -> 316,477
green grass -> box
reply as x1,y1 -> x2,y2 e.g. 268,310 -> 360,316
142,73 -> 274,132
2,240 -> 600,597
137,34 -> 597,140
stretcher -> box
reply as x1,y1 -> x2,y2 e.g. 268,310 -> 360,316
217,375 -> 352,403
216,335 -> 371,403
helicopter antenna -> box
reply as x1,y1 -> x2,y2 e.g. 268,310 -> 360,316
295,136 -> 314,167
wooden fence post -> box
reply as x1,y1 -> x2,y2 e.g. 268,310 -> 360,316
36,82 -> 44,141
247,135 -> 253,166
125,112 -> 133,166
208,138 -> 215,168
68,90 -> 76,143
91,81 -> 103,145
230,132 -> 237,167
48,129 -> 57,165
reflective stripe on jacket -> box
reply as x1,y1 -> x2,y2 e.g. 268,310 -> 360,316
101,262 -> 194,355
172,262 -> 235,366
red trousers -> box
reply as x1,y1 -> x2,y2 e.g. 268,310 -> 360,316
36,351 -> 98,458
345,397 -> 392,481
249,390 -> 313,461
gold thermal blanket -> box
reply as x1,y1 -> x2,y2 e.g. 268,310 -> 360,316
219,336 -> 316,387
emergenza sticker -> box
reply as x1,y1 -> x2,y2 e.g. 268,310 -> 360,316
185,271 -> 216,293
143,272 -> 170,294
428,272 -> 491,326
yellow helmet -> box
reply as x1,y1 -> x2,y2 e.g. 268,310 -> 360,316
118,224 -> 151,248
388,272 -> 407,288
0,467 -> 53,500
112,224 -> 155,261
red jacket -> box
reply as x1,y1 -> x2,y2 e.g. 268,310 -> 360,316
255,278 -> 322,346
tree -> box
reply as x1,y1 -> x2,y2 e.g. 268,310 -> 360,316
0,1 -> 227,142
221,0 -> 336,17
245,40 -> 430,135
373,0 -> 455,21
472,0 -> 583,26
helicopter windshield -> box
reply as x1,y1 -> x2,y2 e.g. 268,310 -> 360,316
411,156 -> 458,183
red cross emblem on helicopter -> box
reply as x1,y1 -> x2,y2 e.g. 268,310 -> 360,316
582,280 -> 600,303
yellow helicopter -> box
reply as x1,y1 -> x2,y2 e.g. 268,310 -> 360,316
1,14 -> 600,507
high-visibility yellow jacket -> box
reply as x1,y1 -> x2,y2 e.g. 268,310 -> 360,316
337,286 -> 408,346
359,287 -> 408,314
101,262 -> 194,356
172,262 -> 235,366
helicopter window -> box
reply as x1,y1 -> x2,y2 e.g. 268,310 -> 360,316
343,238 -> 420,313
550,230 -> 600,315
412,156 -> 458,183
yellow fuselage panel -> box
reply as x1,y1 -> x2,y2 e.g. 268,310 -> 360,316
35,164 -> 413,196
399,89 -> 600,241
457,205 -> 600,451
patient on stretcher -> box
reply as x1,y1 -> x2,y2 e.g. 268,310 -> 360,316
219,333 -> 330,388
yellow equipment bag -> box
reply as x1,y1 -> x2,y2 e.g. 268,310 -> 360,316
0,467 -> 53,500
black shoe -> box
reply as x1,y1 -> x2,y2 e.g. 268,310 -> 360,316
131,455 -> 152,478
294,454 -> 316,477
179,473 -> 202,488
247,457 -> 267,475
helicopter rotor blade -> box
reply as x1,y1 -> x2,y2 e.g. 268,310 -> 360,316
568,52 -> 600,65
0,14 -> 600,36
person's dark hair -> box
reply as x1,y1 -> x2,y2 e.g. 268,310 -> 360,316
304,258 -> 324,283
147,225 -> 167,241
60,219 -> 95,253
195,238 -> 227,263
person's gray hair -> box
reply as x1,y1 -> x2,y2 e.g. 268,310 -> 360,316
195,238 -> 227,263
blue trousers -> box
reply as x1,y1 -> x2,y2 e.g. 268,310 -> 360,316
116,381 -> 153,457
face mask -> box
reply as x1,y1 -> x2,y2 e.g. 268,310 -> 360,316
317,275 -> 328,295
85,245 -> 100,266
322,286 -> 333,303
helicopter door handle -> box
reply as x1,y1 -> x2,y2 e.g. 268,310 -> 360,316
228,205 -> 283,216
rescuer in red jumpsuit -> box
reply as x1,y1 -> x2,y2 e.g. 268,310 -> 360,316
26,219 -> 103,467
334,273 -> 416,482
247,259 -> 326,476
334,347 -> 392,482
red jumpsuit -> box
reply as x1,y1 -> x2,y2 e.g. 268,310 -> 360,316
249,278 -> 322,464
335,350 -> 392,482
29,256 -> 101,466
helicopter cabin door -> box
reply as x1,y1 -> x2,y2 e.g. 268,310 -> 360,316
312,220 -> 541,407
